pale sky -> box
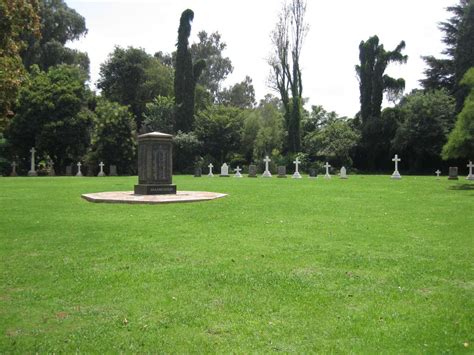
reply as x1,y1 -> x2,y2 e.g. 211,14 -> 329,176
67,0 -> 458,117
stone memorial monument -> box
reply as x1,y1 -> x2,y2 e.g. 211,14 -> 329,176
194,167 -> 202,177
10,162 -> 17,177
208,163 -> 214,177
65,165 -> 72,176
448,167 -> 458,180
98,162 -> 106,177
248,164 -> 257,178
292,158 -> 302,179
466,161 -> 474,180
324,162 -> 331,179
76,162 -> 83,177
308,169 -> 317,178
48,160 -> 56,176
340,166 -> 347,179
262,156 -> 272,178
28,147 -> 37,177
134,132 -> 176,195
277,166 -> 287,178
109,165 -> 117,176
391,154 -> 401,179
234,166 -> 242,178
220,163 -> 230,177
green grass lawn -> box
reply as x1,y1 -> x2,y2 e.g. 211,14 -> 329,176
0,175 -> 473,352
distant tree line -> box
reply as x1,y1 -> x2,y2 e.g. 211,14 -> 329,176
0,0 -> 472,176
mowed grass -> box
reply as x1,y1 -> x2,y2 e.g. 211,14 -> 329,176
0,175 -> 473,352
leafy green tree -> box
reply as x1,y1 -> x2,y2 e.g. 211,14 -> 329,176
250,102 -> 285,160
269,0 -> 308,153
218,76 -> 256,109
173,131 -> 202,173
87,99 -> 136,174
6,65 -> 93,171
98,46 -> 173,129
194,105 -> 245,163
20,0 -> 89,73
174,9 -> 206,133
190,31 -> 233,100
0,0 -> 40,129
443,67 -> 474,159
142,96 -> 175,134
393,89 -> 456,171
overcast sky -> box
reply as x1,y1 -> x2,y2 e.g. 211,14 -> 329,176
67,0 -> 458,117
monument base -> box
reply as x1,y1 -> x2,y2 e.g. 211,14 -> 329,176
28,171 -> 37,177
134,184 -> 177,195
448,177 -> 459,180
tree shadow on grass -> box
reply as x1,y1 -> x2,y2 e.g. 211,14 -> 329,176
448,183 -> 474,191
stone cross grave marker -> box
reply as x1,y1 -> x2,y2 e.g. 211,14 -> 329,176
340,166 -> 347,179
65,165 -> 72,176
466,161 -> 474,180
28,147 -> 37,176
109,165 -> 117,176
292,158 -> 302,179
391,154 -> 401,179
220,163 -> 230,177
48,160 -> 55,176
76,162 -> 83,177
208,163 -> 214,177
248,164 -> 257,178
308,168 -> 317,178
324,162 -> 331,179
98,161 -> 106,177
277,166 -> 287,178
10,161 -> 17,177
194,166 -> 202,177
448,167 -> 458,180
435,169 -> 441,179
262,156 -> 272,178
234,166 -> 242,178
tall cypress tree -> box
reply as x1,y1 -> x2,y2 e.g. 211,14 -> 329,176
174,9 -> 205,133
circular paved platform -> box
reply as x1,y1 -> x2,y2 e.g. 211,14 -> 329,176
81,191 -> 227,204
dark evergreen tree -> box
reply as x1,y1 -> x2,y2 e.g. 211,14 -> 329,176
174,9 -> 205,133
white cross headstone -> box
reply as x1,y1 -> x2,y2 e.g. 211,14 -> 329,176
435,169 -> 441,179
466,161 -> 474,180
324,162 -> 331,179
340,166 -> 348,179
10,161 -> 17,177
28,147 -> 37,176
262,156 -> 272,177
220,163 -> 230,177
208,163 -> 214,177
391,154 -> 401,179
234,166 -> 242,178
292,158 -> 302,179
98,161 -> 106,177
76,162 -> 83,177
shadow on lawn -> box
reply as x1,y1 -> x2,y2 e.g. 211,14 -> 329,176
448,183 -> 474,191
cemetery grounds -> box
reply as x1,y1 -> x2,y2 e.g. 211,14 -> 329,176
0,175 -> 473,352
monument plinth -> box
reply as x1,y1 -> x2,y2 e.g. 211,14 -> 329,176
134,132 -> 177,195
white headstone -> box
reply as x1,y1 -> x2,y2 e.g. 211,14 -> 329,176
234,166 -> 242,178
435,169 -> 441,179
98,161 -> 106,177
208,163 -> 214,177
262,156 -> 272,178
340,166 -> 347,179
292,158 -> 302,179
10,161 -> 17,177
391,154 -> 401,179
466,161 -> 474,180
28,147 -> 37,176
220,163 -> 230,177
324,162 -> 331,179
76,162 -> 83,177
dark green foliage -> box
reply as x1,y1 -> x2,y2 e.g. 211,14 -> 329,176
174,9 -> 205,133
142,96 -> 175,134
218,76 -> 256,109
20,0 -> 89,73
443,67 -> 474,159
173,131 -> 202,173
87,99 -> 136,175
6,65 -> 93,172
97,46 -> 173,129
393,89 -> 456,171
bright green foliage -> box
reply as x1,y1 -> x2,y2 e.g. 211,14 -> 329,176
443,67 -> 474,159
174,9 -> 206,133
98,46 -> 173,129
194,105 -> 245,164
20,0 -> 89,73
190,31 -> 233,100
87,99 -> 136,175
393,90 -> 455,171
0,176 -> 472,352
142,96 -> 175,134
218,76 -> 256,109
6,65 -> 93,171
304,118 -> 360,167
0,0 -> 40,129
173,131 -> 202,173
